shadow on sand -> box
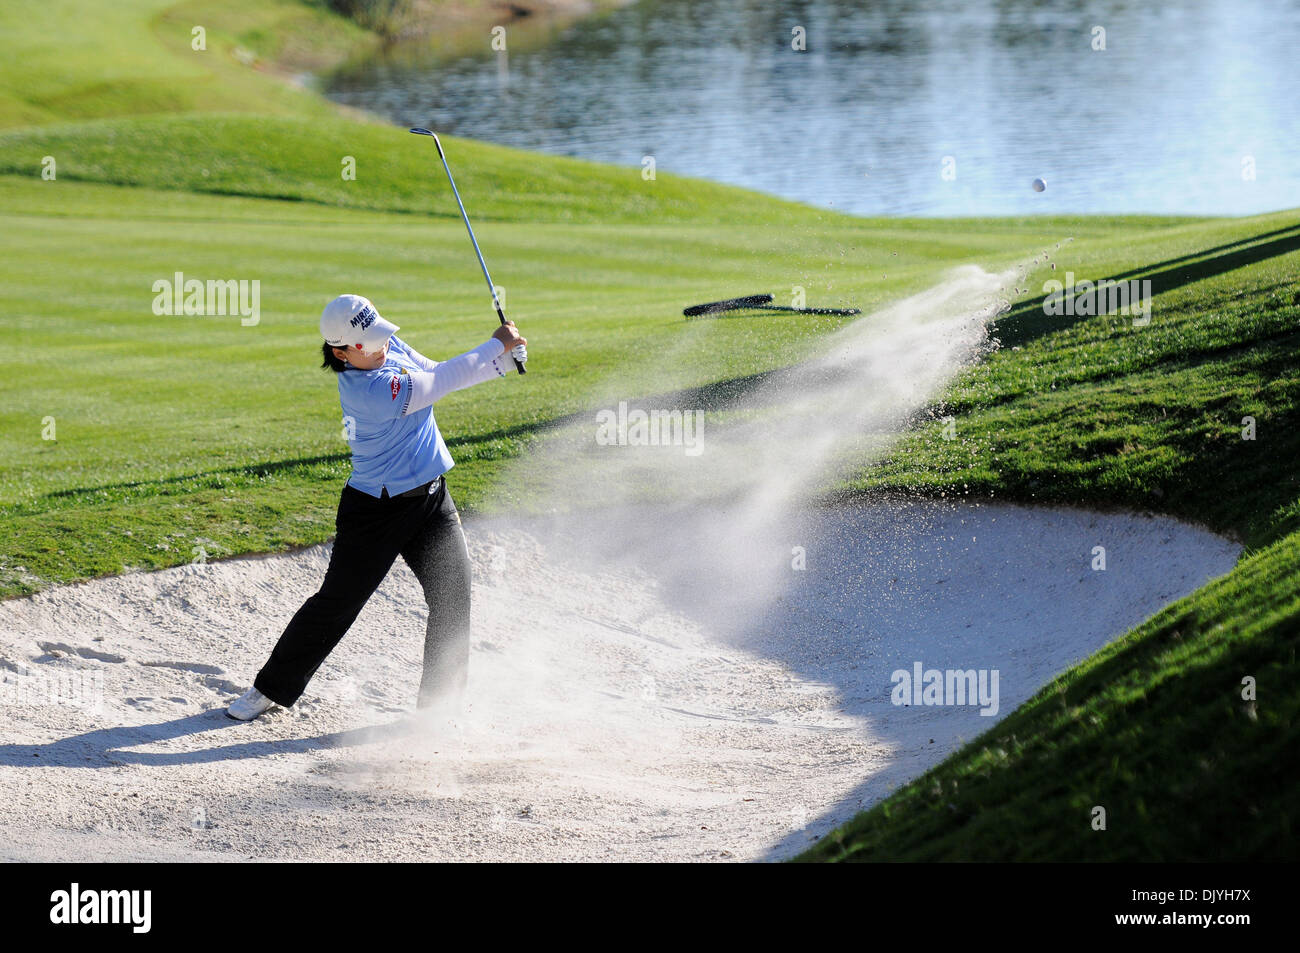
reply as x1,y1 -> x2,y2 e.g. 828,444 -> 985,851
0,710 -> 410,769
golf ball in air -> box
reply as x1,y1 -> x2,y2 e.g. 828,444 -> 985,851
1032,177 -> 1047,192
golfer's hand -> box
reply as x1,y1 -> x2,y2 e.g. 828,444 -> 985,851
493,321 -> 525,350
493,321 -> 527,364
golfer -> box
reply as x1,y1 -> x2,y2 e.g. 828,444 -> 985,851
227,294 -> 526,721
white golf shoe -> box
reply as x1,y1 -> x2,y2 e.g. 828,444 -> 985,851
227,687 -> 275,721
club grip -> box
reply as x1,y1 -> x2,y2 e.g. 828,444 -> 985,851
496,305 -> 526,374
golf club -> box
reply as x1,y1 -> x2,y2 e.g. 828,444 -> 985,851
683,294 -> 774,316
683,293 -> 860,318
410,127 -> 526,375
746,304 -> 861,316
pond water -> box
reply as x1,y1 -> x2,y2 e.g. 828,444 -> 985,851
325,0 -> 1300,217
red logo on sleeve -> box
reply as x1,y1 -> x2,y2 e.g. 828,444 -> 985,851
391,375 -> 401,400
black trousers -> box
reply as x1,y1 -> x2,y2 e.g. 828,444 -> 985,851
254,477 -> 471,709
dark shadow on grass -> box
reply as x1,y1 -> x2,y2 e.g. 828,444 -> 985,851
993,223 -> 1300,349
40,453 -> 350,500
0,709 -> 412,768
1101,223 -> 1300,284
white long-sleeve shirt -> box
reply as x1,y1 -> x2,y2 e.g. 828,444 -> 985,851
338,334 -> 508,497
400,336 -> 508,414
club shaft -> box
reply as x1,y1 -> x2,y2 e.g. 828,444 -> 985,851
421,130 -> 525,373
750,304 -> 860,314
431,137 -> 500,315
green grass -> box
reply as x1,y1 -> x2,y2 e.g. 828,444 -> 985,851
846,218 -> 1300,550
0,113 -> 880,224
0,170 -> 1090,594
0,0 -> 370,129
1,0 -> 1297,862
796,218 -> 1300,861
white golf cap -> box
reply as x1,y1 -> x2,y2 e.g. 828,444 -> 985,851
320,294 -> 399,351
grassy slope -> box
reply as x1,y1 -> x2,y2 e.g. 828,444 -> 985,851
853,218 -> 1300,550
0,0 -> 369,129
1,0 -> 1297,861
0,112 -> 881,224
800,217 -> 1300,861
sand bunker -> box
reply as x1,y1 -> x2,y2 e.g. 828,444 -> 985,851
0,501 -> 1238,862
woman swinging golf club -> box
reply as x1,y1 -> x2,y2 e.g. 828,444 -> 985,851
227,294 -> 526,721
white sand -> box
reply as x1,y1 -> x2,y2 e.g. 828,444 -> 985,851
0,501 -> 1238,862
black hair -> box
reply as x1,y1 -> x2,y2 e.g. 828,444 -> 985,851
321,341 -> 347,373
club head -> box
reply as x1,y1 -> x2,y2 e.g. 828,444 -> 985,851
409,127 -> 436,137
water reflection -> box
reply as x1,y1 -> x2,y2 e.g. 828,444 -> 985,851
325,0 -> 1300,216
